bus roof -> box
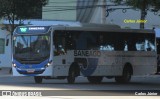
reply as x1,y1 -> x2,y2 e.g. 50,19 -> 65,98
52,23 -> 154,34
155,29 -> 160,38
15,23 -> 155,35
64,27 -> 154,34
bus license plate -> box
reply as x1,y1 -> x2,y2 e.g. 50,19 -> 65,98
27,69 -> 35,73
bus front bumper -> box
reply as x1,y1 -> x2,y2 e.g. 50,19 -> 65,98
16,68 -> 45,74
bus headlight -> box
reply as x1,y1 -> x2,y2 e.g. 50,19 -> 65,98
45,60 -> 52,67
47,63 -> 51,66
12,63 -> 16,67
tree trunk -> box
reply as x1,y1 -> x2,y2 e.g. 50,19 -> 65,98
140,0 -> 146,29
102,0 -> 106,24
140,10 -> 146,29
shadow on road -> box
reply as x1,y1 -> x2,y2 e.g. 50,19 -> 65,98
0,76 -> 160,91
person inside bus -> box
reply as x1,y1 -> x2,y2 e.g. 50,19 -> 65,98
53,33 -> 66,56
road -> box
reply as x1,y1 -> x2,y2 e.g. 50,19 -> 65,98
0,75 -> 160,92
0,74 -> 160,99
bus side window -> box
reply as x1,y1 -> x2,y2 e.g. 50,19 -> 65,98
135,34 -> 155,51
157,38 -> 160,54
114,41 -> 125,51
98,33 -> 115,51
53,31 -> 66,56
114,34 -> 125,51
127,40 -> 136,51
65,32 -> 76,50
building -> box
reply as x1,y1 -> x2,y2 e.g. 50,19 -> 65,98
0,22 -> 11,68
76,0 -> 107,24
76,0 -> 160,29
42,0 -> 76,20
42,0 -> 107,23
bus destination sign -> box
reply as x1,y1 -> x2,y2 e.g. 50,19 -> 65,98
16,26 -> 50,34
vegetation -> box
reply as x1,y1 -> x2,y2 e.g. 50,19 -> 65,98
0,0 -> 48,33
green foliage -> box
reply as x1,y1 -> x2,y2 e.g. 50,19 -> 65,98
151,0 -> 160,9
0,0 -> 48,32
112,0 -> 160,10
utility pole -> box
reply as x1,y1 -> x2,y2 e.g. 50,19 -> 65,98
101,0 -> 106,24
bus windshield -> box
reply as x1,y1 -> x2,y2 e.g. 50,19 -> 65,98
13,34 -> 50,61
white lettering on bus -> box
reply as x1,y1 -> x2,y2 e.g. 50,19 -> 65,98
74,50 -> 101,56
29,27 -> 45,30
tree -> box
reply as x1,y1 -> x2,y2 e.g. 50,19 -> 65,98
111,0 -> 160,29
0,0 -> 48,33
0,0 -> 48,73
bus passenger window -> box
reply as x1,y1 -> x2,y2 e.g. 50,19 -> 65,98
128,42 -> 136,51
53,32 -> 66,56
114,37 -> 125,51
98,34 -> 114,51
75,32 -> 88,50
135,38 -> 155,51
157,38 -> 160,54
144,39 -> 155,51
65,32 -> 76,50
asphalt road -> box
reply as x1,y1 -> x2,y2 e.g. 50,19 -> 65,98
0,75 -> 160,92
0,75 -> 160,99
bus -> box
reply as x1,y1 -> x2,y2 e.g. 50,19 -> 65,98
12,23 -> 157,84
155,29 -> 160,73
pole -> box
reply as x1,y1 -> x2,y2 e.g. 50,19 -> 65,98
102,0 -> 106,24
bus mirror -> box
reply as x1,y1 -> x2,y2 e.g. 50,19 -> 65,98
6,39 -> 9,46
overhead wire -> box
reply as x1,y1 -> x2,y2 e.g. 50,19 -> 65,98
42,0 -> 128,12
43,5 -> 128,12
48,0 -> 113,4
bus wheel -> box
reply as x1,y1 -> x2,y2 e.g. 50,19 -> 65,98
87,76 -> 103,84
67,68 -> 76,84
115,66 -> 132,83
34,76 -> 43,84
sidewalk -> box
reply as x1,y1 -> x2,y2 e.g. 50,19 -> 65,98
0,67 -> 12,76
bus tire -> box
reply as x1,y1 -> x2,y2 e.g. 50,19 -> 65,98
67,67 -> 76,84
87,76 -> 103,84
34,76 -> 43,84
115,65 -> 132,83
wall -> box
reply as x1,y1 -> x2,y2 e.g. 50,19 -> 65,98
0,25 -> 11,67
42,0 -> 76,20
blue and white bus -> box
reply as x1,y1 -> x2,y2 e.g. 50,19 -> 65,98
155,29 -> 160,73
12,23 -> 157,84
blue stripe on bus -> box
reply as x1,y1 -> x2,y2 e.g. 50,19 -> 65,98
80,58 -> 98,76
13,59 -> 49,75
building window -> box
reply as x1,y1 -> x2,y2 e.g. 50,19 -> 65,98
0,38 -> 5,54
